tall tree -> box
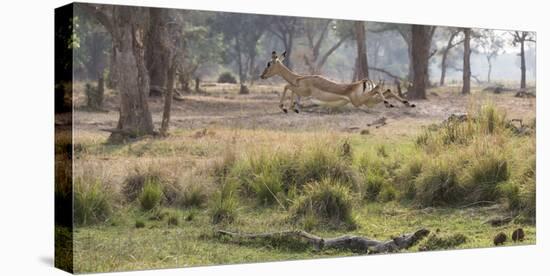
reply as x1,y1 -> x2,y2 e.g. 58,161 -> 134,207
84,5 -> 154,142
354,21 -> 369,80
303,19 -> 351,74
511,31 -> 536,89
462,28 -> 471,94
213,13 -> 268,94
439,28 -> 463,86
476,29 -> 504,83
145,8 -> 172,96
268,16 -> 299,70
409,25 -> 435,99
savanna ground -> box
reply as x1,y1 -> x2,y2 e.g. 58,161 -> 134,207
68,82 -> 536,273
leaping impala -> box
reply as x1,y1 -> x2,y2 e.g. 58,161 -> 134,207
260,51 -> 415,113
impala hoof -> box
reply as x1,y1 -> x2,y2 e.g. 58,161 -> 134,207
283,108 -> 288,113
294,109 -> 300,113
410,104 -> 416,108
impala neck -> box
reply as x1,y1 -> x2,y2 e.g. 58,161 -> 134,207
276,63 -> 301,85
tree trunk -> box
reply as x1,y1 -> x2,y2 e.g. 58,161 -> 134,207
107,44 -> 117,89
195,77 -> 201,92
160,57 -> 176,136
409,25 -> 431,100
520,39 -> 526,89
462,28 -> 471,95
487,56 -> 492,84
440,49 -> 448,86
145,8 -> 171,97
354,21 -> 369,80
109,6 -> 154,142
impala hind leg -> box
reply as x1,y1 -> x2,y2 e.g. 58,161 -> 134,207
290,93 -> 300,113
382,89 -> 416,107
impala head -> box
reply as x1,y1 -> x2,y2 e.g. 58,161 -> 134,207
260,51 -> 286,79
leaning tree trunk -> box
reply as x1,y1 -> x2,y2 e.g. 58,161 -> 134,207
462,28 -> 471,95
520,39 -> 526,89
354,21 -> 369,80
145,8 -> 171,97
109,6 -> 154,142
217,228 -> 430,254
409,25 -> 431,100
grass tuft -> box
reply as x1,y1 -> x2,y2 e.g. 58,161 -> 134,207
139,179 -> 163,211
74,178 -> 114,226
290,178 -> 356,230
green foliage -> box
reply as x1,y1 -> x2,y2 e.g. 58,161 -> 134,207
415,158 -> 465,207
167,214 -> 180,226
122,168 -> 164,203
210,181 -> 239,224
290,178 -> 356,229
139,179 -> 163,211
135,219 -> 145,229
379,185 -> 397,202
363,172 -> 385,202
462,148 -> 509,202
298,145 -> 357,189
74,178 -> 113,225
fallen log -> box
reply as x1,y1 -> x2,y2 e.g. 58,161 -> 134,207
217,228 -> 430,254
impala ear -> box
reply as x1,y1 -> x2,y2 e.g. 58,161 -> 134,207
279,51 -> 287,62
271,51 -> 277,60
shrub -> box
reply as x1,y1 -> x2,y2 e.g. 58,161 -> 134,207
167,214 -> 180,226
290,178 -> 356,229
122,168 -> 163,203
298,146 -> 357,189
250,168 -> 284,206
415,158 -> 465,207
217,72 -> 237,84
74,178 -> 113,225
363,172 -> 385,202
135,219 -> 145,228
396,156 -> 424,200
379,185 -> 397,202
139,179 -> 163,211
462,149 -> 509,202
210,182 -> 239,224
168,173 -> 213,208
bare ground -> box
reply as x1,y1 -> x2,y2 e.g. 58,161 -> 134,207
73,82 -> 536,139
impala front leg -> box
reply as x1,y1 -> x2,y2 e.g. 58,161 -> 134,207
376,89 -> 394,108
280,85 -> 290,113
290,92 -> 300,113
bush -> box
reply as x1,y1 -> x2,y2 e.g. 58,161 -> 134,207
74,178 -> 113,225
167,173 -> 213,208
462,148 -> 509,202
363,172 -> 385,201
217,72 -> 237,84
415,159 -> 465,207
135,219 -> 145,228
379,185 -> 397,202
396,156 -> 424,200
210,182 -> 239,224
298,146 -> 357,189
139,179 -> 163,211
122,168 -> 163,203
290,178 -> 356,229
167,214 -> 180,226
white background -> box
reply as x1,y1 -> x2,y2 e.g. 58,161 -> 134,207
0,0 -> 547,275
